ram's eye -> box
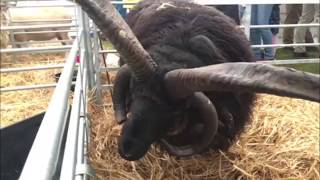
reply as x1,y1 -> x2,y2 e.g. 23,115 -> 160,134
127,112 -> 132,120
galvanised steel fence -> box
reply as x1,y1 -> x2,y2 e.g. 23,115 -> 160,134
0,0 -> 319,179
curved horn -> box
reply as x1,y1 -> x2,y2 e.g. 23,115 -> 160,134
165,63 -> 320,102
112,65 -> 131,124
161,92 -> 219,157
75,0 -> 157,81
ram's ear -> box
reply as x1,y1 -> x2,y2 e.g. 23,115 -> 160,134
165,62 -> 320,102
188,35 -> 227,64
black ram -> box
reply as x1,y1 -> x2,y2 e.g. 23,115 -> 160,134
75,0 -> 320,161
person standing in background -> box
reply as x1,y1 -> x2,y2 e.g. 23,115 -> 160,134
294,4 -> 320,58
269,5 -> 280,48
283,4 -> 314,50
250,4 -> 275,60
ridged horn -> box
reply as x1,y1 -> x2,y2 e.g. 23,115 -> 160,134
165,62 -> 320,102
161,92 -> 219,157
75,0 -> 158,81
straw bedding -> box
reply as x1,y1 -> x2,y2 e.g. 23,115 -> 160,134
89,92 -> 319,179
0,53 -> 65,126
1,50 -> 318,179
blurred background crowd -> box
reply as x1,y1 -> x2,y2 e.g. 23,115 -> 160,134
115,1 -> 320,61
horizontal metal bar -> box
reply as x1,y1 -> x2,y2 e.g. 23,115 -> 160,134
13,29 -> 76,35
110,1 -> 136,5
2,1 -> 135,8
96,24 -> 318,35
249,23 -> 320,29
1,58 -> 315,75
0,82 -> 77,92
13,39 -> 73,45
194,0 -> 320,5
0,83 -> 58,92
0,64 -> 66,73
19,38 -> 79,180
99,59 -> 320,72
9,4 -> 76,8
0,24 -> 76,31
11,19 -> 75,23
2,0 -> 318,5
100,42 -> 320,54
100,67 -> 120,72
251,43 -> 320,48
99,49 -> 117,54
101,84 -> 113,90
238,23 -> 320,29
93,57 -> 320,92
259,58 -> 320,65
0,45 -> 72,54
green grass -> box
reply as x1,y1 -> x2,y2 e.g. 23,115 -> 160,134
101,40 -> 114,50
275,47 -> 320,74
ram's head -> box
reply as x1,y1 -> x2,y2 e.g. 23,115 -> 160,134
76,0 -> 320,161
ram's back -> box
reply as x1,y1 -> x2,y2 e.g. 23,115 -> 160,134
126,0 -> 253,71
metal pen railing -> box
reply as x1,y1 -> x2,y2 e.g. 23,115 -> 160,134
0,64 -> 66,73
0,1 -> 96,180
17,3 -> 98,179
0,45 -> 72,54
19,36 -> 80,180
0,83 -> 72,92
0,1 -> 319,179
60,40 -> 94,180
0,24 -> 76,31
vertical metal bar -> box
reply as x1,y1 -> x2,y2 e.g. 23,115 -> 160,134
9,30 -> 15,47
75,9 -> 86,177
80,9 -> 95,90
8,10 -> 17,62
19,40 -> 79,180
83,119 -> 90,180
82,66 -> 92,180
75,26 -> 94,178
75,68 -> 87,180
98,34 -> 113,96
59,68 -> 82,180
82,58 -> 89,180
9,20 -> 17,62
53,104 -> 71,180
244,4 -> 252,39
92,23 -> 103,104
75,117 -> 85,180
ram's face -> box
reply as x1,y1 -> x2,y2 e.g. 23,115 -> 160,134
76,0 -> 320,161
118,96 -> 178,160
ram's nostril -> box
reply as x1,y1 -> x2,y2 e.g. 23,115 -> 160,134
123,152 -> 133,158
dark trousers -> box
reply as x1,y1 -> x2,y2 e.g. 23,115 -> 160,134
283,4 -> 314,44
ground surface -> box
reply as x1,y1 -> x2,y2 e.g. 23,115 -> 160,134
275,47 -> 320,74
89,92 -> 320,179
0,53 -> 65,127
